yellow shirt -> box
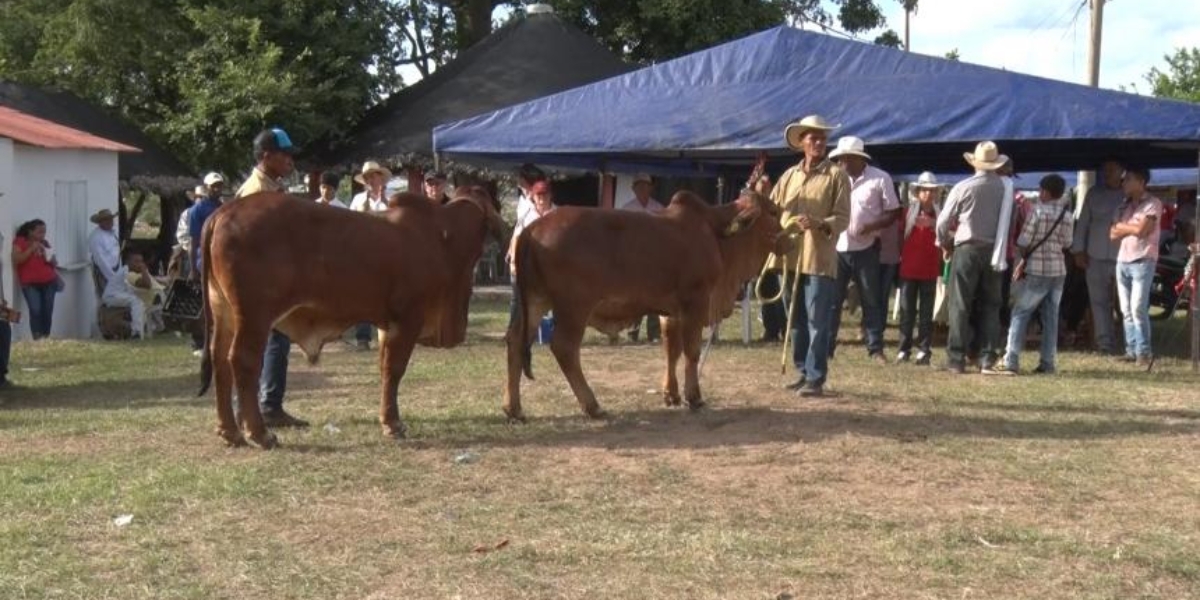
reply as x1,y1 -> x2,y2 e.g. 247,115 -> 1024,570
235,167 -> 284,199
766,159 -> 851,278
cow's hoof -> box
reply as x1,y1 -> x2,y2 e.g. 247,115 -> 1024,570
217,428 -> 248,448
686,398 -> 706,412
503,408 -> 527,424
662,392 -> 683,407
249,431 -> 279,450
584,407 -> 608,420
383,422 -> 408,440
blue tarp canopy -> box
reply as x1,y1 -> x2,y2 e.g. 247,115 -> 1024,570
434,26 -> 1200,176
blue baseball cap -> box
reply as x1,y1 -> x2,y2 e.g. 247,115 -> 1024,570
253,127 -> 296,156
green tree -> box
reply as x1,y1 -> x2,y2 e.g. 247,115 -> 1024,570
1146,47 -> 1200,103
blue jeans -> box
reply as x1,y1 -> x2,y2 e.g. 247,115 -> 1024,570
830,245 -> 884,355
21,283 -> 56,339
1004,274 -> 1065,372
1116,260 -> 1154,358
259,329 -> 290,410
784,272 -> 836,386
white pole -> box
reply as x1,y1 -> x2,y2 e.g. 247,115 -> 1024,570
1077,0 -> 1105,208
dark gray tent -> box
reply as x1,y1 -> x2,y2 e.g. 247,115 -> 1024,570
0,81 -> 192,183
312,9 -> 634,168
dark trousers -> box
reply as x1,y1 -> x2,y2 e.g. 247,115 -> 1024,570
21,283 -> 56,339
759,272 -> 786,340
0,320 -> 11,383
259,329 -> 290,409
830,245 -> 885,356
630,314 -> 661,341
947,243 -> 1003,366
355,323 -> 373,344
898,278 -> 935,355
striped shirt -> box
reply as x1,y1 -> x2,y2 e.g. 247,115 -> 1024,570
1016,199 -> 1074,278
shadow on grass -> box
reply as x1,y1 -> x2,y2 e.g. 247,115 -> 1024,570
0,371 -> 332,412
321,399 -> 1200,452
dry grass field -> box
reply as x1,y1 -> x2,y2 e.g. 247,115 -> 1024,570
1,298 -> 1197,599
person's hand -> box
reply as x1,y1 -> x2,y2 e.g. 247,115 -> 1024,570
942,248 -> 954,262
794,215 -> 813,232
1073,253 -> 1088,270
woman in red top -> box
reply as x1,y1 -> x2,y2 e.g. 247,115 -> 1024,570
897,173 -> 943,364
13,219 -> 59,339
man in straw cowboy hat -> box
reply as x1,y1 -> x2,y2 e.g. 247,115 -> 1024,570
935,141 -> 1010,374
826,135 -> 900,365
88,207 -> 120,289
760,115 -> 850,397
349,161 -> 392,213
896,172 -> 944,365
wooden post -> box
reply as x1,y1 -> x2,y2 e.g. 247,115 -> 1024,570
599,172 -> 616,209
406,167 -> 423,194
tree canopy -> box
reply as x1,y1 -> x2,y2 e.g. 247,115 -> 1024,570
0,0 -> 915,174
1146,47 -> 1200,104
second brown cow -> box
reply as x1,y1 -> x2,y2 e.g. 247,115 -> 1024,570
505,190 -> 791,421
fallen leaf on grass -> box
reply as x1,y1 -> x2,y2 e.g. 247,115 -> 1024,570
472,539 -> 510,554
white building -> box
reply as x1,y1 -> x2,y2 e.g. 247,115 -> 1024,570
0,106 -> 139,340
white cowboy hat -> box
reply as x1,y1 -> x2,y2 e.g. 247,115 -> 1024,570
631,173 -> 653,186
828,136 -> 871,161
911,171 -> 942,188
784,115 -> 840,150
202,172 -> 225,186
963,141 -> 1009,171
354,160 -> 393,185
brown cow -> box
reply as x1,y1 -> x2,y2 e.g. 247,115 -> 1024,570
504,190 -> 791,421
199,187 -> 504,448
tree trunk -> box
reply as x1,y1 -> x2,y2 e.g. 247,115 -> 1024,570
453,0 -> 497,49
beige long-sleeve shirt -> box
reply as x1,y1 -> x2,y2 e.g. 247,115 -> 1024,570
765,159 -> 851,278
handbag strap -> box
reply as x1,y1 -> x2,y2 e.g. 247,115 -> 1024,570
1022,202 -> 1071,260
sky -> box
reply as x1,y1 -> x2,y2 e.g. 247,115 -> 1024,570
861,0 -> 1200,92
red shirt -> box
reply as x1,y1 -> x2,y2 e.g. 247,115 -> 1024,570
899,207 -> 941,281
14,236 -> 57,285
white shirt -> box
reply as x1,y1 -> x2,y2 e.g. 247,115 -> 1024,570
102,264 -> 134,300
515,188 -> 534,225
349,190 -> 388,212
618,196 -> 665,214
89,227 -> 121,280
175,208 -> 191,251
512,203 -> 556,241
316,197 -> 348,210
836,165 -> 900,252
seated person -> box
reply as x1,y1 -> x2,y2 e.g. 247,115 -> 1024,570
101,250 -> 161,339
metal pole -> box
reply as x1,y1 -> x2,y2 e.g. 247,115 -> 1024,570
1077,0 -> 1105,211
904,7 -> 910,51
1193,150 -> 1199,372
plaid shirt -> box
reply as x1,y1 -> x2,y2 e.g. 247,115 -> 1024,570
1016,199 -> 1074,277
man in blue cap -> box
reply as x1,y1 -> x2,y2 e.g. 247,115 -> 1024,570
232,127 -> 309,428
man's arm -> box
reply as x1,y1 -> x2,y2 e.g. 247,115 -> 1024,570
88,233 -> 116,281
936,186 -> 964,249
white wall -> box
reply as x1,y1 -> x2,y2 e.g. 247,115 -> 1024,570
0,142 -> 120,340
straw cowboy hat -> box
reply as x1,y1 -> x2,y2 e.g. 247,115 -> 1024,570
784,115 -> 840,150
354,161 -> 393,185
828,136 -> 871,161
911,171 -> 942,188
89,209 -> 115,224
963,141 -> 1009,171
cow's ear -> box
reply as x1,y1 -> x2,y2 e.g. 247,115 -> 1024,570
723,207 -> 760,237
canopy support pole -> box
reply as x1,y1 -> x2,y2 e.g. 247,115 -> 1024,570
1192,149 -> 1199,372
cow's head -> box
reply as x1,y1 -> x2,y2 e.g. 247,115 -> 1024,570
420,186 -> 505,347
724,190 -> 793,255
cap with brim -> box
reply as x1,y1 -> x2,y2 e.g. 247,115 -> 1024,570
424,171 -> 447,183
203,172 -> 225,186
828,136 -> 871,161
784,115 -> 840,150
254,127 -> 296,155
90,209 -> 115,223
631,173 -> 653,186
963,141 -> 1008,171
354,161 -> 393,185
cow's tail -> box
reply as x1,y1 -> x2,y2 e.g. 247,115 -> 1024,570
508,232 -> 535,380
197,215 -> 216,397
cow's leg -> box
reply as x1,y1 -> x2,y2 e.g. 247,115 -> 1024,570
680,309 -> 706,411
230,325 -> 277,450
548,309 -> 605,419
660,316 -> 683,407
211,316 -> 245,447
503,295 -> 549,423
379,321 -> 419,440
